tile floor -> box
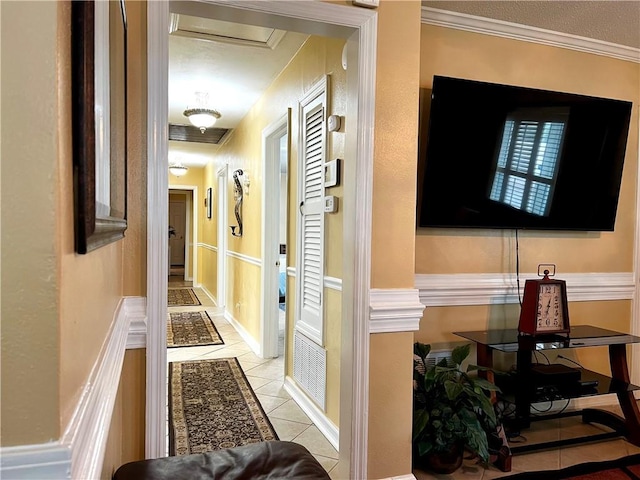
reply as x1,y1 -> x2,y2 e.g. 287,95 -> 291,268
168,278 -> 639,479
166,280 -> 340,477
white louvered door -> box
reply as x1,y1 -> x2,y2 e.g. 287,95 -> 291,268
295,77 -> 328,346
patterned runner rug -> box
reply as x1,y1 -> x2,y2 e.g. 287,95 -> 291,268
167,311 -> 223,348
168,288 -> 201,306
169,358 -> 279,456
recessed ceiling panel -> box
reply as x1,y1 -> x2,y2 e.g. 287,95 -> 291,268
170,14 -> 286,49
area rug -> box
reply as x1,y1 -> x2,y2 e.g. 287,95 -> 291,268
502,453 -> 640,479
168,288 -> 201,306
169,358 -> 279,456
167,311 -> 223,348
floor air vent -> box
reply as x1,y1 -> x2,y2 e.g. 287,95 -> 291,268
293,331 -> 326,410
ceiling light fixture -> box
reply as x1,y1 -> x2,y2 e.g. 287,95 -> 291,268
169,164 -> 188,177
183,108 -> 221,133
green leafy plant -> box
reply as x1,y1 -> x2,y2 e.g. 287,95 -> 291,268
413,342 -> 500,465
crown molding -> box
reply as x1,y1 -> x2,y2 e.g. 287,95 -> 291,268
421,7 -> 640,64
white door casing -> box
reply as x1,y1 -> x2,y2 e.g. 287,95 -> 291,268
261,112 -> 290,358
295,76 -> 329,347
148,3 -> 377,478
217,165 -> 228,308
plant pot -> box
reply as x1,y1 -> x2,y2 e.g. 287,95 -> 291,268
424,444 -> 464,474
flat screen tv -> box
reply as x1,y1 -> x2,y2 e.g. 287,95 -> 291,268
417,76 -> 632,231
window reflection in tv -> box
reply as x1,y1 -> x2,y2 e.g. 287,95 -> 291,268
417,76 -> 632,231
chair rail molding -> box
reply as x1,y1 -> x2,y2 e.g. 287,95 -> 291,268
369,288 -> 425,333
285,267 -> 343,292
198,242 -> 218,252
416,272 -> 635,307
226,249 -> 262,267
421,7 -> 640,64
125,296 -> 147,349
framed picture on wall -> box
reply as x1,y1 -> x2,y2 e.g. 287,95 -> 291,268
206,187 -> 212,219
72,0 -> 128,253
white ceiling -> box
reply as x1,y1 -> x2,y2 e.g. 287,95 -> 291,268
168,2 -> 639,168
168,15 -> 308,167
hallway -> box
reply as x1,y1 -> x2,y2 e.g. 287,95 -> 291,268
166,280 -> 340,476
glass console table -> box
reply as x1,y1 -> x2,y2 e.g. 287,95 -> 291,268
454,325 -> 640,467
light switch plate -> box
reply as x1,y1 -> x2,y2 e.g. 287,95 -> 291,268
324,158 -> 341,188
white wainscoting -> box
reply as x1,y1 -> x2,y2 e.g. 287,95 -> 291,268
416,272 -> 634,307
0,297 -> 145,479
421,7 -> 640,63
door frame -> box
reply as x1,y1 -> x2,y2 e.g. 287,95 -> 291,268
217,164 -> 228,308
168,186 -> 199,283
261,112 -> 290,359
147,2 -> 377,477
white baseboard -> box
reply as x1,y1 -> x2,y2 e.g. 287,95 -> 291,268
61,297 -> 131,479
224,310 -> 261,356
284,376 -> 339,451
0,442 -> 70,479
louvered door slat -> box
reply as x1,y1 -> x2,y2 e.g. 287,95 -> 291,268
295,76 -> 328,347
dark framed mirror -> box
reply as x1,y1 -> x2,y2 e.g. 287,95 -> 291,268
72,0 -> 127,254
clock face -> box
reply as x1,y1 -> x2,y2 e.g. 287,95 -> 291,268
536,283 -> 564,331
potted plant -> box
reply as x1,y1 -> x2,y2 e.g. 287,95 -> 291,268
413,342 -> 500,474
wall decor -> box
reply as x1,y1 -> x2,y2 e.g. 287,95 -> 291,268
230,169 -> 244,237
206,187 -> 212,219
72,0 -> 128,254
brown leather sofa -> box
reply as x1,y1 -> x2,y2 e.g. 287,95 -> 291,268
113,441 -> 331,480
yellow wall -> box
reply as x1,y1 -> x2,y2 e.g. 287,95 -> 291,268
1,0 -> 61,445
200,162 -> 218,301
367,2 -> 422,477
416,25 -> 640,348
417,25 -> 640,276
207,36 -> 346,426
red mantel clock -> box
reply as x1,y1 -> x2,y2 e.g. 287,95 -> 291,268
518,264 -> 570,336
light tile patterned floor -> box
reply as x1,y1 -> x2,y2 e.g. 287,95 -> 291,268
166,281 -> 340,476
